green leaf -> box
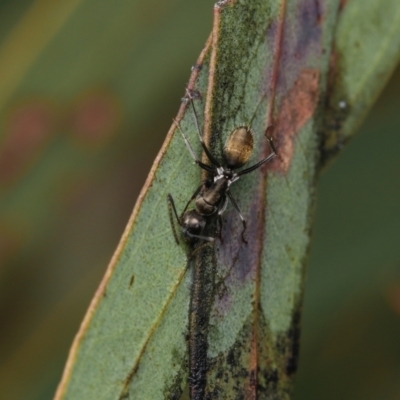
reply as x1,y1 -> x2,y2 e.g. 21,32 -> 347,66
54,0 -> 400,399
321,0 -> 400,161
55,39 -> 214,400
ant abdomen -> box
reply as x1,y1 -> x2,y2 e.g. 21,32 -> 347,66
224,126 -> 254,169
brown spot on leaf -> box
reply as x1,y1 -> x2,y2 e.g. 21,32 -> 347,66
273,69 -> 319,173
0,100 -> 58,188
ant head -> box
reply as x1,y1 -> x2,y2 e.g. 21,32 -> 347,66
223,126 -> 254,169
182,210 -> 206,236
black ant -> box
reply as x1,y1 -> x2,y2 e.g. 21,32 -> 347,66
167,90 -> 277,244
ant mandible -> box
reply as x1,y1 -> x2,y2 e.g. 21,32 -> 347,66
167,89 -> 277,244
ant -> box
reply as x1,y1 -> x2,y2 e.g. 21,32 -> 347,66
167,89 -> 277,245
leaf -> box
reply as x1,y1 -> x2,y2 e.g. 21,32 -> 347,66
54,0 -> 400,399
54,38 -> 214,400
191,1 -> 329,397
321,0 -> 400,161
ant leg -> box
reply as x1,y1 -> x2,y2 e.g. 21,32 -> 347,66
216,196 -> 228,241
237,138 -> 276,176
226,191 -> 248,244
265,130 -> 278,154
185,89 -> 221,168
265,124 -> 274,137
167,194 -> 181,245
173,119 -> 215,174
264,126 -> 280,160
237,153 -> 275,176
218,196 -> 229,216
186,231 -> 215,242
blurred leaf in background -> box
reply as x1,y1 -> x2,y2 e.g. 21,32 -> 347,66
0,1 -> 399,400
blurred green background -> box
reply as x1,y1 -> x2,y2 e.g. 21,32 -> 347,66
0,1 -> 398,400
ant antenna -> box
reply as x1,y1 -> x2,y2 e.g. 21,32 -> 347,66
265,125 -> 280,161
247,90 -> 269,128
185,89 -> 221,168
173,118 -> 215,174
